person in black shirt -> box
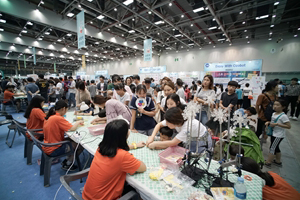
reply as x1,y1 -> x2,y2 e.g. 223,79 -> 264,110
220,81 -> 238,113
36,74 -> 49,103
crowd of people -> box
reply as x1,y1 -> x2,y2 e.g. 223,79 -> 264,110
1,73 -> 299,199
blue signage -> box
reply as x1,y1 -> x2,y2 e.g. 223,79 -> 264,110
204,59 -> 262,72
139,66 -> 166,74
76,71 -> 86,75
144,39 -> 152,61
76,11 -> 85,49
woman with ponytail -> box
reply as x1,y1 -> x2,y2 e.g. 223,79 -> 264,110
43,100 -> 84,171
91,95 -> 132,124
241,157 -> 300,200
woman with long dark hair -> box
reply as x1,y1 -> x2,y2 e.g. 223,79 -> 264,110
255,80 -> 278,139
82,119 -> 146,200
164,93 -> 186,111
194,75 -> 215,125
24,95 -> 46,140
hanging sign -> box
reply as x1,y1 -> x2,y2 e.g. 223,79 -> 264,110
204,59 -> 262,72
77,11 -> 85,49
143,38 -> 152,61
139,66 -> 166,74
32,47 -> 36,65
18,59 -> 20,70
23,55 -> 26,68
82,55 -> 86,69
54,63 -> 56,72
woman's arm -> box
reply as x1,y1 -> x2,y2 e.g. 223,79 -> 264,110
130,109 -> 137,132
146,122 -> 164,146
148,138 -> 182,149
69,120 -> 84,131
138,108 -> 156,117
136,161 -> 147,173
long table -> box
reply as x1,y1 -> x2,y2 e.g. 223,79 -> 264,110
65,112 -> 263,200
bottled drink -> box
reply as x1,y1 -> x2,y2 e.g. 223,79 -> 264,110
234,177 -> 247,199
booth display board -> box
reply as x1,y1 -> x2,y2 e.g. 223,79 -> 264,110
95,70 -> 109,79
250,76 -> 266,106
204,60 -> 262,84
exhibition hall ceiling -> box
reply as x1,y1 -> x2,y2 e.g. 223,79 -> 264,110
0,0 -> 299,71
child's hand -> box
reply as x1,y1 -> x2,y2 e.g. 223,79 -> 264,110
137,107 -> 144,114
146,137 -> 154,147
270,123 -> 277,128
137,141 -> 146,148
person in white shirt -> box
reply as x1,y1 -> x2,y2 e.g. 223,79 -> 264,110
114,83 -> 130,106
55,78 -> 63,100
68,76 -> 76,108
146,107 -> 212,152
144,78 -> 154,97
132,75 -> 141,86
264,99 -> 291,168
176,78 -> 185,100
112,75 -> 133,100
160,81 -> 186,109
242,83 -> 252,109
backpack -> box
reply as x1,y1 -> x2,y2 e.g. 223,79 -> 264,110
263,93 -> 276,121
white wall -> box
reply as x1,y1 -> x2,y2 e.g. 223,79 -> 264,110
80,37 -> 300,76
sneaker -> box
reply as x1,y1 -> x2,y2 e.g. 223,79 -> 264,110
273,160 -> 282,167
61,159 -> 67,166
289,116 -> 293,119
61,163 -> 78,171
292,116 -> 298,121
264,162 -> 272,168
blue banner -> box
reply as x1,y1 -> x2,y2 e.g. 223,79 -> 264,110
32,47 -> 36,65
144,39 -> 152,61
77,11 -> 85,49
204,59 -> 262,72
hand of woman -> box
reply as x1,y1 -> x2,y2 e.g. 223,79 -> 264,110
131,129 -> 139,133
137,141 -> 146,148
270,123 -> 277,128
137,107 -> 144,114
148,142 -> 156,150
146,136 -> 154,147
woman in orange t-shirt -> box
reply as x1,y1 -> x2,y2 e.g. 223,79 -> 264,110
242,157 -> 300,200
43,100 -> 84,171
24,95 -> 46,140
82,119 -> 147,200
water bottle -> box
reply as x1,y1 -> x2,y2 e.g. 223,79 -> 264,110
234,177 -> 247,200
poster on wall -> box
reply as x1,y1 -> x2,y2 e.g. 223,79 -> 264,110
204,59 -> 262,85
95,70 -> 109,79
250,76 -> 266,106
143,39 -> 152,61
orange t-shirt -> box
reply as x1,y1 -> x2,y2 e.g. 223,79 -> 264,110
263,172 -> 300,200
26,108 -> 46,139
4,90 -> 14,103
42,113 -> 72,155
82,149 -> 141,200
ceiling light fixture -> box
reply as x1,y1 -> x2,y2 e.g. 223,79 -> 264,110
123,0 -> 134,6
272,15 -> 276,18
0,28 -> 3,31
218,38 -> 225,41
242,21 -> 245,24
256,15 -> 269,20
212,18 -> 216,21
45,32 -> 50,35
294,35 -> 298,37
148,11 -> 152,14
239,11 -> 243,14
213,46 -> 215,48
274,2 -> 279,6
154,20 -> 164,25
174,34 -> 182,37
128,30 -> 135,33
0,19 -> 6,23
97,15 -> 104,20
246,36 -> 249,38
146,26 -> 149,29
21,30 -> 27,33
169,2 -> 172,6
67,33 -> 72,36
193,7 -> 204,13
87,0 -> 93,2
204,37 -> 207,39
269,38 -> 272,40
208,26 -> 217,30
27,22 -> 33,25
198,31 -> 201,33
191,24 -> 193,27
247,41 -> 250,43
229,43 -> 232,46
244,30 -> 247,32
67,13 -> 74,17
114,8 -> 117,11
181,14 -> 184,18
57,39 -> 62,42
270,25 -> 274,28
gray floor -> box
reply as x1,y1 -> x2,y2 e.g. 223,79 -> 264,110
261,118 -> 300,192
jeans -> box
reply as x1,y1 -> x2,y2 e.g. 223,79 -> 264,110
68,93 -> 76,107
196,111 -> 209,125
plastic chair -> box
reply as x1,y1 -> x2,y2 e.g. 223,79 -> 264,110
0,113 -> 16,148
13,120 -> 41,165
0,98 -> 19,113
60,168 -> 139,200
27,130 -> 82,187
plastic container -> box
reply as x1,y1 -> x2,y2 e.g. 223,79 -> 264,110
88,124 -> 106,136
234,177 -> 247,200
159,146 -> 187,170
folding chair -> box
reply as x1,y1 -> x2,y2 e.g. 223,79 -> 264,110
0,113 -> 16,148
14,120 -> 41,165
0,98 -> 19,113
27,130 -> 82,187
60,168 -> 139,200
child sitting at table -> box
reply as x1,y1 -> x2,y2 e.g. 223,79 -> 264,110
229,144 -> 245,161
74,100 -> 94,116
82,119 -> 146,200
159,127 -> 173,141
